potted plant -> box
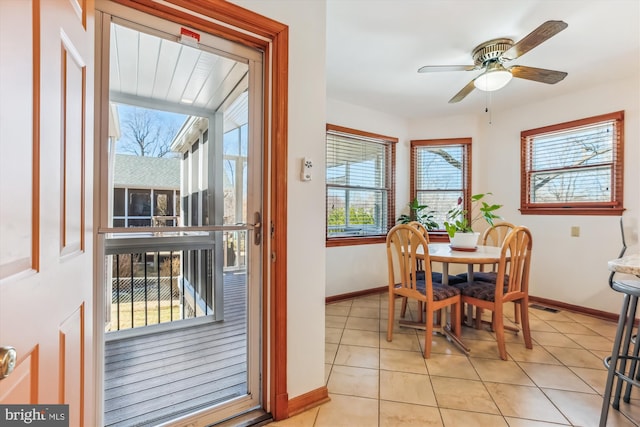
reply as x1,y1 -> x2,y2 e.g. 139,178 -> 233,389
397,198 -> 438,230
444,193 -> 502,248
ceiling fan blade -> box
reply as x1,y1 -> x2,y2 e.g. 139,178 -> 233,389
502,20 -> 568,60
510,65 -> 567,84
418,65 -> 476,73
448,79 -> 476,103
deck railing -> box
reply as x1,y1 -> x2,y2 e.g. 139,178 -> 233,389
104,230 -> 247,333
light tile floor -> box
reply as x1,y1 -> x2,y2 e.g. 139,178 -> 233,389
269,293 -> 640,427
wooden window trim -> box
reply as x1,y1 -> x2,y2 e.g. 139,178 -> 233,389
410,138 -> 472,239
520,111 -> 624,216
326,124 -> 397,247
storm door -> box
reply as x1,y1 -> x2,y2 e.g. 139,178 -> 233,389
95,4 -> 263,426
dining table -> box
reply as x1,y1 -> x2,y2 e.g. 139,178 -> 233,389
426,243 -> 504,286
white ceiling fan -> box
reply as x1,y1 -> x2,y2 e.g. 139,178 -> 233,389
418,20 -> 569,103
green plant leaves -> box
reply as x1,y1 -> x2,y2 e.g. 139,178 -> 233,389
397,198 -> 438,230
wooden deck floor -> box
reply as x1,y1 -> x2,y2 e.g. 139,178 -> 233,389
104,272 -> 248,427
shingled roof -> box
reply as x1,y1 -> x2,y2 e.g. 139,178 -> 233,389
113,154 -> 180,189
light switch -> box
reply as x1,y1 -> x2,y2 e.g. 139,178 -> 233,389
571,226 -> 580,237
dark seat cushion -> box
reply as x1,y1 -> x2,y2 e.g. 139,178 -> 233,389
416,271 -> 468,285
432,283 -> 461,301
458,281 -> 508,302
396,280 -> 460,301
414,280 -> 461,301
456,271 -> 508,285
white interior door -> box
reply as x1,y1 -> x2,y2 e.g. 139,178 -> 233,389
0,0 -> 95,426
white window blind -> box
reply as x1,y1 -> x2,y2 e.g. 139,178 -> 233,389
326,129 -> 393,239
412,140 -> 470,228
521,111 -> 624,214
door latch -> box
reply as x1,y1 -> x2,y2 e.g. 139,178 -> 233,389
253,212 -> 262,245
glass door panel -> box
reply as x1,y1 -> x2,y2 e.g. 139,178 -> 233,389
97,6 -> 263,426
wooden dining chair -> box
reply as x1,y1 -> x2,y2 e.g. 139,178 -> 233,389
386,224 -> 462,358
458,225 -> 533,360
405,221 -> 466,322
456,222 -> 517,326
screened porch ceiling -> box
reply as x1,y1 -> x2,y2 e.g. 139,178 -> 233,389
108,21 -> 249,131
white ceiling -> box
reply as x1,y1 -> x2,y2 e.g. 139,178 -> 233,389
326,0 -> 640,120
109,21 -> 248,120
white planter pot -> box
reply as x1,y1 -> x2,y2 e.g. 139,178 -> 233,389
449,231 -> 480,249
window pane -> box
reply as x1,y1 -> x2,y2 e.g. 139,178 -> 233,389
113,188 -> 125,216
224,127 -> 240,156
327,136 -> 386,188
416,146 -> 464,190
347,189 -> 385,233
412,141 -> 470,229
417,191 -> 463,226
531,166 -> 611,203
532,123 -> 614,170
326,188 -> 386,237
327,188 -> 347,234
326,127 -> 395,240
128,190 -> 150,216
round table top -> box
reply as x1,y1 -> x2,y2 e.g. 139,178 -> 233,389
426,243 -> 503,264
608,253 -> 640,276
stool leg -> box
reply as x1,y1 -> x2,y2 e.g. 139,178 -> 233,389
613,295 -> 638,410
600,294 -> 631,427
623,324 -> 640,403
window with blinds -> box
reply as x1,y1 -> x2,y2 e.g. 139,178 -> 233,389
326,124 -> 396,244
410,138 -> 471,229
521,111 -> 624,215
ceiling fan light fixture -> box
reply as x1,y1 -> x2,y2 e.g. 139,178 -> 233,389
474,64 -> 512,92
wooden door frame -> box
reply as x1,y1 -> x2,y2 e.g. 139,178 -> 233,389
107,0 -> 289,420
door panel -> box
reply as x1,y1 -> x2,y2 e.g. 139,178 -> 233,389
0,0 -> 94,425
0,349 -> 37,404
0,0 -> 35,279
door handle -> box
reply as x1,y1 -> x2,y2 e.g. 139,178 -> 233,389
233,212 -> 262,245
253,212 -> 262,245
0,346 -> 17,379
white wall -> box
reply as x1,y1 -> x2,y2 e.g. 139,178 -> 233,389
326,99 -> 408,296
472,75 -> 639,314
229,0 -> 328,400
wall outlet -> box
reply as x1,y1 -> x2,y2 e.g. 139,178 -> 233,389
571,226 -> 580,237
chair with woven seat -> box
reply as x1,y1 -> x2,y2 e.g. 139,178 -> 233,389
405,221 -> 467,323
456,225 -> 533,360
386,223 -> 462,359
456,222 -> 516,327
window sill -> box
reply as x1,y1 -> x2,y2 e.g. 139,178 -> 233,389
520,207 -> 625,216
427,231 -> 451,243
326,236 -> 386,247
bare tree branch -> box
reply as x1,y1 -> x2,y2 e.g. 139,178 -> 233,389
426,148 -> 462,169
119,107 -> 180,157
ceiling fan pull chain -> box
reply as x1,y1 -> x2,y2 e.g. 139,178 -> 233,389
485,90 -> 493,125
